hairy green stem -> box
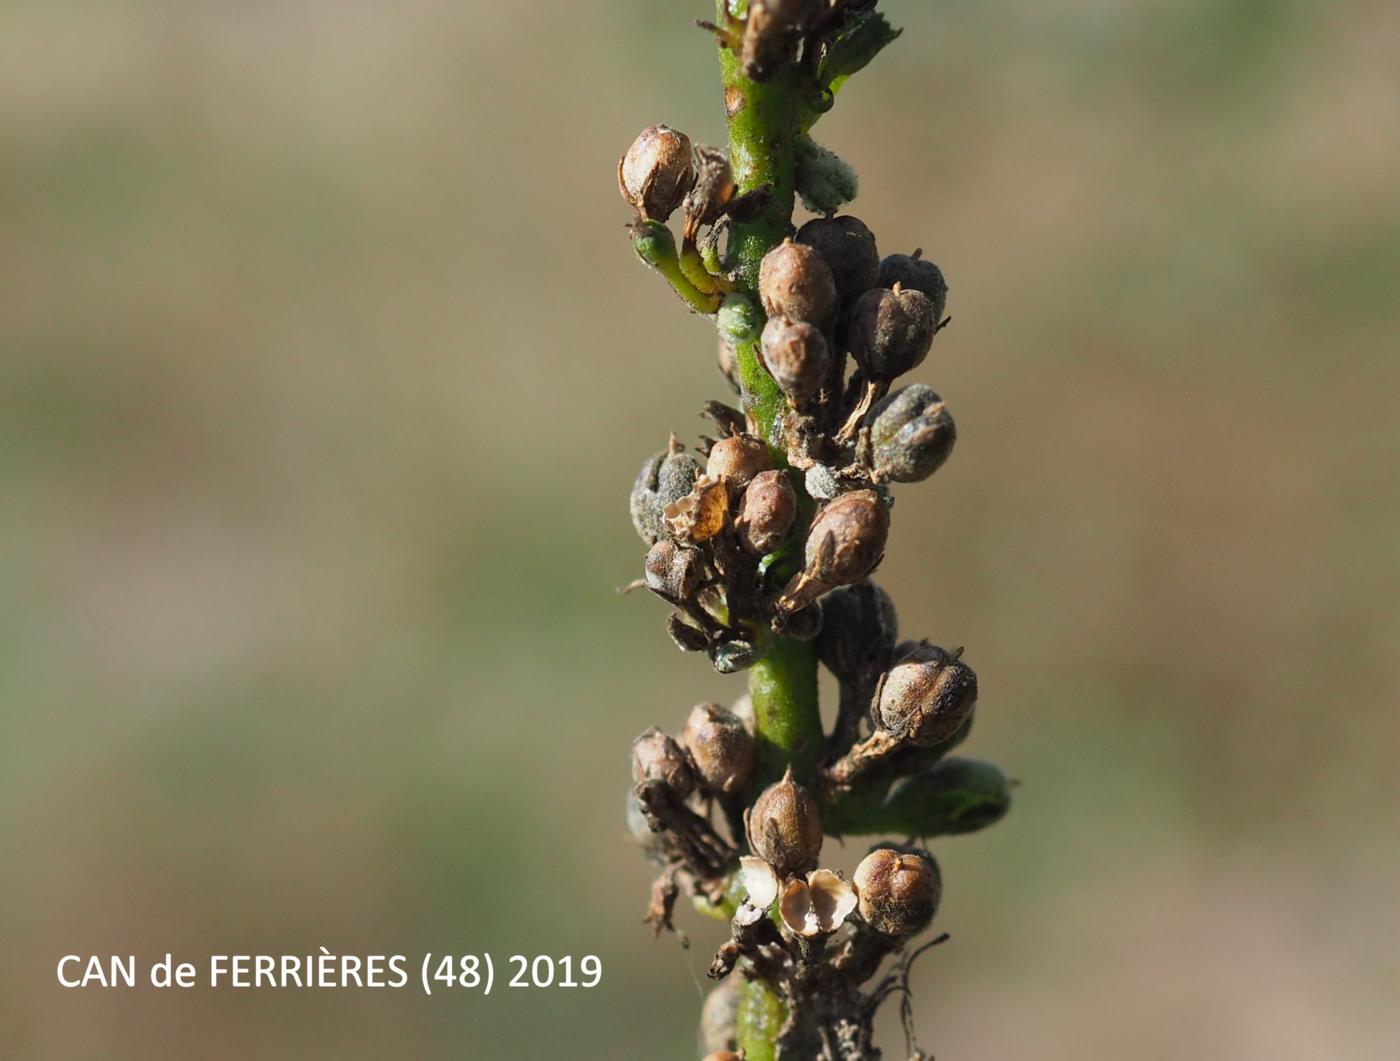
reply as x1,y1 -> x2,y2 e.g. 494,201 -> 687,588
716,6 -> 820,1054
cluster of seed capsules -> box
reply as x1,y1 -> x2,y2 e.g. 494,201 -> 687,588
618,7 -> 1010,1054
624,122 -> 957,672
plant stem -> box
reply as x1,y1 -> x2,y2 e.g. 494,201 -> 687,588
716,7 -> 823,1054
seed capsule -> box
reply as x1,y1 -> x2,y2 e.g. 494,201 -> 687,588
644,539 -> 703,599
869,385 -> 957,484
746,767 -> 823,878
758,238 -> 838,326
796,215 -> 880,302
781,489 -> 889,611
760,315 -> 830,407
741,0 -> 825,81
680,703 -> 755,797
875,644 -> 978,746
706,433 -> 770,491
852,847 -> 941,939
879,250 -> 948,323
817,581 -> 898,684
631,727 -> 696,800
619,125 -> 696,222
848,284 -> 938,381
735,469 -> 797,555
631,447 -> 703,544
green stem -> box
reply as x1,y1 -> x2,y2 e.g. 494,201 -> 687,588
716,7 -> 821,1055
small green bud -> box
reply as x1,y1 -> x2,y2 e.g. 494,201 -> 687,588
735,468 -> 797,556
760,315 -> 831,407
883,757 -> 1012,836
852,847 -> 941,939
794,138 -> 859,216
747,766 -> 824,878
680,702 -> 755,797
869,384 -> 957,484
817,581 -> 898,684
876,644 -> 978,746
796,215 -> 879,302
619,125 -> 696,222
879,250 -> 948,322
631,727 -> 696,800
758,238 -> 838,326
848,284 -> 938,381
717,293 -> 765,347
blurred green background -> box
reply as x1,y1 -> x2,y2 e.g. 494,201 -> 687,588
2,1 -> 1397,1057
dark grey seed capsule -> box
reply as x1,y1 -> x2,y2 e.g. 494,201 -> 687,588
869,384 -> 957,484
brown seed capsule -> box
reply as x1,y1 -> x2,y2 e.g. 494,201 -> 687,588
852,847 -> 941,939
747,766 -> 823,878
706,433 -> 771,491
735,469 -> 797,555
875,644 -> 979,746
740,0 -> 824,81
618,124 -> 696,222
631,447 -> 702,544
848,284 -> 938,381
680,703 -> 755,797
879,250 -> 948,322
643,539 -> 703,600
760,315 -> 831,407
631,727 -> 696,800
758,238 -> 838,326
804,489 -> 889,588
796,215 -> 880,302
869,384 -> 957,484
817,581 -> 898,684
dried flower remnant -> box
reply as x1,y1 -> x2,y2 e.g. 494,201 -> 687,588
617,3 -> 1012,1057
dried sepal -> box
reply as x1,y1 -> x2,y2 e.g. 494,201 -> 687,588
779,869 -> 858,939
664,474 -> 730,543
